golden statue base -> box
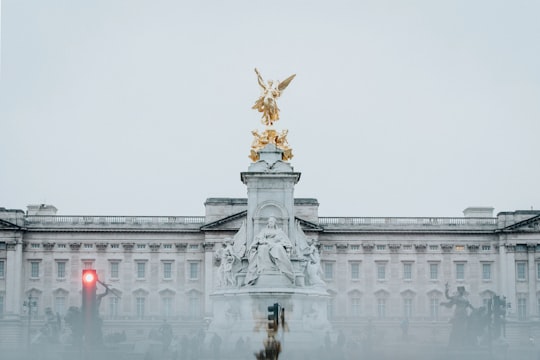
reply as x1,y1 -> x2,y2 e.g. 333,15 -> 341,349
249,127 -> 293,162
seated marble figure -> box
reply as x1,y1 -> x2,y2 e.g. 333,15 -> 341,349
245,217 -> 295,285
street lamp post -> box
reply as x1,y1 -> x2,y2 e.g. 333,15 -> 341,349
23,294 -> 37,348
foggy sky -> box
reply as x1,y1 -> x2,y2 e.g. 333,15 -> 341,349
1,0 -> 539,217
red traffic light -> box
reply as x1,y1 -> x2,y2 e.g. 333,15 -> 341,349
82,269 -> 97,286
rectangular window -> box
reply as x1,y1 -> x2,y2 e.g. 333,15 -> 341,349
0,294 -> 4,318
109,297 -> 119,319
30,262 -> 40,278
350,245 -> 360,251
162,297 -> 172,317
189,262 -> 199,280
430,263 -> 439,280
430,298 -> 439,320
0,260 -> 5,278
351,297 -> 361,317
377,299 -> 386,319
517,262 -> 527,281
110,262 -> 119,278
84,244 -> 93,249
137,244 -> 146,249
137,262 -> 146,279
57,244 -> 66,248
83,261 -> 94,269
189,244 -> 199,250
403,263 -> 412,280
57,262 -> 66,279
31,243 -> 40,249
136,297 -> 145,319
537,262 -> 540,280
456,263 -> 465,280
110,244 -> 119,249
350,263 -> 360,280
163,244 -> 172,249
327,298 -> 335,320
188,293 -> 201,318
55,296 -> 66,316
377,263 -> 386,280
429,245 -> 438,251
482,263 -> 492,281
324,262 -> 334,280
482,245 -> 491,251
518,298 -> 527,320
402,245 -> 412,250
323,245 -> 333,251
403,298 -> 412,318
455,245 -> 465,251
376,245 -> 386,251
163,262 -> 172,279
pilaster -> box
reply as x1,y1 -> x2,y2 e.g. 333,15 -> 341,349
5,234 -> 23,318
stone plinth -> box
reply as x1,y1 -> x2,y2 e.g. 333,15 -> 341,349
207,286 -> 331,353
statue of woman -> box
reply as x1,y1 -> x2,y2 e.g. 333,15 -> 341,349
245,217 -> 295,285
304,238 -> 325,286
252,69 -> 296,126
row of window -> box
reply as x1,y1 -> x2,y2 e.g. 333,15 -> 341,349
322,262 -> 495,281
323,244 -> 492,252
25,260 -> 200,281
27,243 -> 198,250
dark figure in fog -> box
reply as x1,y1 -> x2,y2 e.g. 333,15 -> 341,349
180,334 -> 189,359
210,333 -> 222,360
158,320 -> 173,351
400,318 -> 409,340
64,306 -> 83,347
440,283 -> 473,347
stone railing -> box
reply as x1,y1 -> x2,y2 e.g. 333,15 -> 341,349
318,217 -> 497,230
24,215 -> 206,229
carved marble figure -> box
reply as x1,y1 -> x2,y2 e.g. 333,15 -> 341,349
245,217 -> 294,285
304,238 -> 325,286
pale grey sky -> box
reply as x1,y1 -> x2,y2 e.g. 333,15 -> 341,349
1,1 -> 539,217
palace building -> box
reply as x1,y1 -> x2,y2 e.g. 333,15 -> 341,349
1,71 -> 539,352
1,196 -> 540,349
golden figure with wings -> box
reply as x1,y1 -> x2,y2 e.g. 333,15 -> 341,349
252,68 -> 296,126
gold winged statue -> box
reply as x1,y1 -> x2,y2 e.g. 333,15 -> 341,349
252,68 -> 296,126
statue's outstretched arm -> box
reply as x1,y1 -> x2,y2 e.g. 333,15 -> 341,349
254,68 -> 266,89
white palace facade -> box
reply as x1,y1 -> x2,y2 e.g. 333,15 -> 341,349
1,198 -> 540,348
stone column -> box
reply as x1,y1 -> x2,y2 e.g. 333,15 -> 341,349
5,235 -> 23,318
528,244 -> 536,318
203,242 -> 215,317
504,245 -> 517,318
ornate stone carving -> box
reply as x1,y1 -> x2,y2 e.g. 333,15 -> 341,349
69,242 -> 82,250
388,243 -> 401,252
175,243 -> 188,251
203,243 -> 215,251
95,243 -> 108,251
362,243 -> 374,252
149,243 -> 161,252
505,244 -> 516,253
467,244 -> 480,252
441,244 -> 453,252
245,217 -> 294,286
336,243 -> 348,252
414,243 -> 427,252
122,243 -> 135,251
43,242 -> 55,250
